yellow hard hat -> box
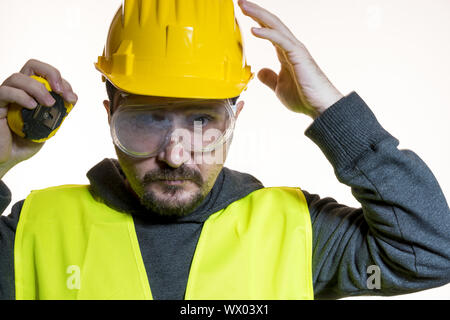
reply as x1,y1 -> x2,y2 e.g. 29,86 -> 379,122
95,0 -> 254,100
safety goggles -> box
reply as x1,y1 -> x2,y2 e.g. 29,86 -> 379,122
110,99 -> 237,158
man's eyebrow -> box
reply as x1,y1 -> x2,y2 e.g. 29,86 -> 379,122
180,107 -> 223,115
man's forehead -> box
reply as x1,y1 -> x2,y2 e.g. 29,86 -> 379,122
115,91 -> 225,106
117,92 -> 200,104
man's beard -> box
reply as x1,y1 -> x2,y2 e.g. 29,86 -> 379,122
139,165 -> 207,217
140,187 -> 205,217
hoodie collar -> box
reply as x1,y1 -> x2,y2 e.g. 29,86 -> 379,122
87,159 -> 264,223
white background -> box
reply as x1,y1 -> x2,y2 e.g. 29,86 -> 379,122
0,0 -> 449,299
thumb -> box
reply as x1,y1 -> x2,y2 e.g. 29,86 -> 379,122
257,68 -> 278,92
0,119 -> 12,163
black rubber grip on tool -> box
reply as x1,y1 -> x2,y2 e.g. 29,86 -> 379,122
21,92 -> 67,141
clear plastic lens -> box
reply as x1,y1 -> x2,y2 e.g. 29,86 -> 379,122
111,100 -> 236,158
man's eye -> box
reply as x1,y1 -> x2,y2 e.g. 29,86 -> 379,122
193,115 -> 212,126
150,114 -> 166,122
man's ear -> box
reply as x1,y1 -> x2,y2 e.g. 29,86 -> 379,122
103,100 -> 111,124
235,101 -> 245,119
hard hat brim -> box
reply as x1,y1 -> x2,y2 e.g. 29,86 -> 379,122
95,63 -> 254,100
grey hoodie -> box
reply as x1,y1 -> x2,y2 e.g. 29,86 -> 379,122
0,92 -> 449,300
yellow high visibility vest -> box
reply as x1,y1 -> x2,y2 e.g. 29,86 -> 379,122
14,185 -> 313,300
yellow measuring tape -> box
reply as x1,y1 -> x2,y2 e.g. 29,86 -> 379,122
7,75 -> 74,143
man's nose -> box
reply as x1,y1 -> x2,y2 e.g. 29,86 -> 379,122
156,133 -> 189,168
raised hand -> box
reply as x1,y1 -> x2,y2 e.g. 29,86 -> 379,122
238,0 -> 344,119
0,59 -> 77,177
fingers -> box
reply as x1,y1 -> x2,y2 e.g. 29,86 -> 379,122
238,0 -> 295,38
20,59 -> 63,93
239,1 -> 311,59
251,27 -> 298,53
2,73 -> 56,107
0,86 -> 38,112
20,59 -> 77,104
61,78 -> 78,105
257,68 -> 278,92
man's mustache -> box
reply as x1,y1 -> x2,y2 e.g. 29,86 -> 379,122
143,166 -> 203,186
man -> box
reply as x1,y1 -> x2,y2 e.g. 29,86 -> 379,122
0,0 -> 449,300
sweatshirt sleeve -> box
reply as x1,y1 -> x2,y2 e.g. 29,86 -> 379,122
0,181 -> 23,300
304,92 -> 450,299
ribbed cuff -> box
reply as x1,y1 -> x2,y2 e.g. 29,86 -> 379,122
0,180 -> 12,214
305,92 -> 394,171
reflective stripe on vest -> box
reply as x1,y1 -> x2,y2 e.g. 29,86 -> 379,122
14,185 -> 313,300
